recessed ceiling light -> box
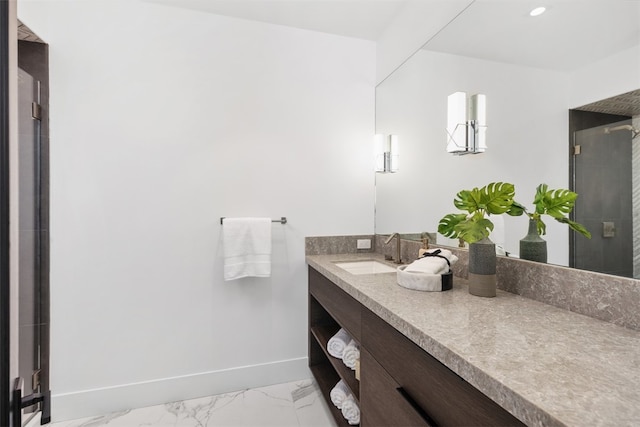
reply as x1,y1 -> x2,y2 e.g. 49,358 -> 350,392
529,6 -> 546,17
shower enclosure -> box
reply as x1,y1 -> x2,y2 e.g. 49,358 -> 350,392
0,22 -> 52,426
15,66 -> 50,425
572,119 -> 636,277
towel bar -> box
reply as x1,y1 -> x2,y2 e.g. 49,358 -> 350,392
220,217 -> 287,225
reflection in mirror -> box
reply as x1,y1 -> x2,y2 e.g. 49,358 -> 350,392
375,0 -> 640,276
446,92 -> 487,155
573,119 -> 637,277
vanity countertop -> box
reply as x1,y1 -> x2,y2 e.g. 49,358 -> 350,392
306,253 -> 640,427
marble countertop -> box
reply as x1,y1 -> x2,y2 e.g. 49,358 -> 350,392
306,253 -> 640,427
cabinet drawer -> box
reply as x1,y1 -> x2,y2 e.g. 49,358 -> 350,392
309,267 -> 361,341
361,349 -> 431,427
362,308 -> 524,427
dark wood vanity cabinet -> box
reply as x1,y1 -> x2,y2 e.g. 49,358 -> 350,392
308,266 -> 524,427
360,348 -> 432,426
362,309 -> 524,427
308,267 -> 361,427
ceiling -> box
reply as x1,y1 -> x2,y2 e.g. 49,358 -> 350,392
18,1 -> 639,115
423,0 -> 640,72
148,0 -> 640,73
147,0 -> 409,41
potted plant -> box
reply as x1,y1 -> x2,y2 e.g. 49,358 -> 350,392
438,182 -> 521,297
511,184 -> 591,263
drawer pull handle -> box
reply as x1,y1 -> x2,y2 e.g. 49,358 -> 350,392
396,387 -> 438,427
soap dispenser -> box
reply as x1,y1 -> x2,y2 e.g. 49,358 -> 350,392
418,237 -> 430,257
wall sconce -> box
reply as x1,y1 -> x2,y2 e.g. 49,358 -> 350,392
446,92 -> 487,155
374,134 -> 399,173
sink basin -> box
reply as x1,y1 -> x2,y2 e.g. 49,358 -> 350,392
334,260 -> 397,275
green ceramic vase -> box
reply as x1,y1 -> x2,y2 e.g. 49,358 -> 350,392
519,219 -> 548,263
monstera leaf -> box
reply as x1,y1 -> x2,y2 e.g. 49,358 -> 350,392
438,213 -> 467,239
440,182 -> 518,244
536,217 -> 547,236
438,213 -> 495,244
453,189 -> 481,213
507,201 -> 526,217
526,184 -> 590,238
453,182 -> 516,215
481,182 -> 517,215
533,184 -> 578,219
455,217 -> 494,244
556,217 -> 592,239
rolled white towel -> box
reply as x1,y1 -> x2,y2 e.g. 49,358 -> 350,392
342,339 -> 360,370
341,394 -> 361,425
405,249 -> 458,275
327,328 -> 352,359
329,379 -> 350,409
397,265 -> 442,292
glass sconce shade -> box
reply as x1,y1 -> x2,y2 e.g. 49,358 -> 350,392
471,94 -> 487,152
447,92 -> 467,154
447,92 -> 487,155
374,134 -> 399,173
374,133 -> 386,172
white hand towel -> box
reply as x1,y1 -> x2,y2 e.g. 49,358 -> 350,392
405,249 -> 458,275
341,394 -> 360,425
223,217 -> 272,281
329,379 -> 350,409
342,339 -> 360,370
327,328 -> 352,359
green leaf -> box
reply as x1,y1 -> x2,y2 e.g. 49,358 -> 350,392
536,217 -> 546,236
507,201 -> 526,217
444,182 -> 516,243
454,217 -> 493,243
534,184 -> 578,219
556,217 -> 591,238
453,188 -> 482,213
479,182 -> 516,215
545,189 -> 577,219
438,213 -> 467,238
533,183 -> 548,215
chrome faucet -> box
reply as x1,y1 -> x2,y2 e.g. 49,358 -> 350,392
384,232 -> 402,264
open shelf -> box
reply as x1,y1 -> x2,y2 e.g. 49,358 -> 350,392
310,362 -> 351,427
309,277 -> 360,426
310,325 -> 360,402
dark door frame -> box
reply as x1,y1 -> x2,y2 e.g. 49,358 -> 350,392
1,0 -> 13,424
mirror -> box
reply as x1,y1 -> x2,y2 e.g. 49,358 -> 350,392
375,0 -> 640,275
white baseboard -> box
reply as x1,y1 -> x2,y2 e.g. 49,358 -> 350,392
52,357 -> 311,423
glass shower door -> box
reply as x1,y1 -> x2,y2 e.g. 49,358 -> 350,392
15,67 -> 48,425
572,120 -> 633,277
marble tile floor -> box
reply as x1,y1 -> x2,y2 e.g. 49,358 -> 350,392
49,380 -> 338,427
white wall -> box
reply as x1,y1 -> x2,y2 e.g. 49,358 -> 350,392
18,0 -> 375,421
376,50 -> 571,265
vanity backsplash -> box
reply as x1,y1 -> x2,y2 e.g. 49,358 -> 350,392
306,235 -> 640,331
